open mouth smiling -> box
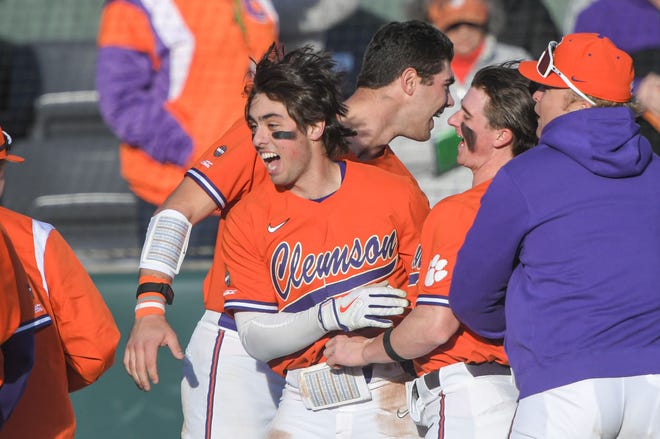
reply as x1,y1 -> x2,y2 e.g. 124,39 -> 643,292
261,152 -> 280,163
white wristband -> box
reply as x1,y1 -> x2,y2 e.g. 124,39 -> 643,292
135,301 -> 166,312
139,209 -> 192,277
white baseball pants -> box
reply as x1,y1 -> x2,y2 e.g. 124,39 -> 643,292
511,374 -> 660,438
408,362 -> 518,439
181,310 -> 285,439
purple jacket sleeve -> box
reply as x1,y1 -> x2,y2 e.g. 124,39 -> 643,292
449,169 -> 529,339
96,46 -> 193,166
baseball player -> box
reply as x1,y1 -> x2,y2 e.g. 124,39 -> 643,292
123,20 -> 454,439
325,64 -> 538,438
0,223 -> 36,429
0,129 -> 120,438
221,44 -> 431,438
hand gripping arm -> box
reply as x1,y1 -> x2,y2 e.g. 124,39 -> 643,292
318,284 -> 408,332
235,284 -> 409,362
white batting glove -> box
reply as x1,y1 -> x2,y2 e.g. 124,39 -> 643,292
317,285 -> 408,332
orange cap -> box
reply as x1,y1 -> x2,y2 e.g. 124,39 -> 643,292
519,33 -> 634,103
427,0 -> 489,32
0,129 -> 23,162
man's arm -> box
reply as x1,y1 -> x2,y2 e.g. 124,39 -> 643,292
234,283 -> 409,363
125,117 -> 263,390
154,177 -> 219,224
325,304 -> 460,367
124,178 -> 216,391
41,226 -> 120,391
324,191 -> 480,367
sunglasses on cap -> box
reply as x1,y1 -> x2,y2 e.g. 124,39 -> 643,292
537,41 -> 596,105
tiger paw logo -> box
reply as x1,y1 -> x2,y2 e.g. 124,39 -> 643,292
424,254 -> 448,287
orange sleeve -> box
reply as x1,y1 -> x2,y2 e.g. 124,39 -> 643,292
97,0 -> 159,67
413,184 -> 508,371
42,229 -> 120,392
416,195 -> 476,305
187,118 -> 269,212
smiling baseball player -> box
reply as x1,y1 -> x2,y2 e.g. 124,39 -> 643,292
222,44 -> 430,438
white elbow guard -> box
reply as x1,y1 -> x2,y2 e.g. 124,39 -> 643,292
139,209 -> 192,277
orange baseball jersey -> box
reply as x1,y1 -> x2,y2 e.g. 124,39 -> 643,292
97,0 -> 278,205
0,207 -> 120,439
412,180 -> 508,376
344,146 -> 425,196
221,160 -> 429,377
0,224 -> 41,428
185,118 -> 270,311
187,122 -> 429,312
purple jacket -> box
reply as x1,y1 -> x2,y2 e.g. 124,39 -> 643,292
450,107 -> 660,398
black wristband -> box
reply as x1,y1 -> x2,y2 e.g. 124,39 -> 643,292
136,282 -> 175,305
382,327 -> 407,362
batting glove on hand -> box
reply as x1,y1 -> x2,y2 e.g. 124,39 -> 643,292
317,284 -> 408,332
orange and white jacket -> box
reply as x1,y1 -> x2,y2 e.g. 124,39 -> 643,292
0,207 -> 120,439
0,224 -> 38,429
96,0 -> 278,205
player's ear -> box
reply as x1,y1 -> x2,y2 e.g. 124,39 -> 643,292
493,128 -> 513,149
307,121 -> 325,141
400,67 -> 418,96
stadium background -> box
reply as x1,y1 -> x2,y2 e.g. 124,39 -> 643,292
0,1 -> 573,437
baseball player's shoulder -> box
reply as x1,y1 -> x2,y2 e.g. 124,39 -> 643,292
425,183 -> 488,225
345,160 -> 430,215
192,119 -> 256,168
0,205 -> 28,224
437,181 -> 489,209
344,159 -> 415,191
0,207 -> 54,243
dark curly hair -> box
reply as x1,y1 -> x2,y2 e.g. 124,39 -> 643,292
244,44 -> 355,159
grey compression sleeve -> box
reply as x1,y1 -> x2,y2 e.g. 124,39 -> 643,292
234,307 -> 326,363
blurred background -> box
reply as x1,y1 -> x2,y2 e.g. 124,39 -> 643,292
0,0 -> 602,437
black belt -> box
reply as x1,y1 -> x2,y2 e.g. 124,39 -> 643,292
423,362 -> 511,389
